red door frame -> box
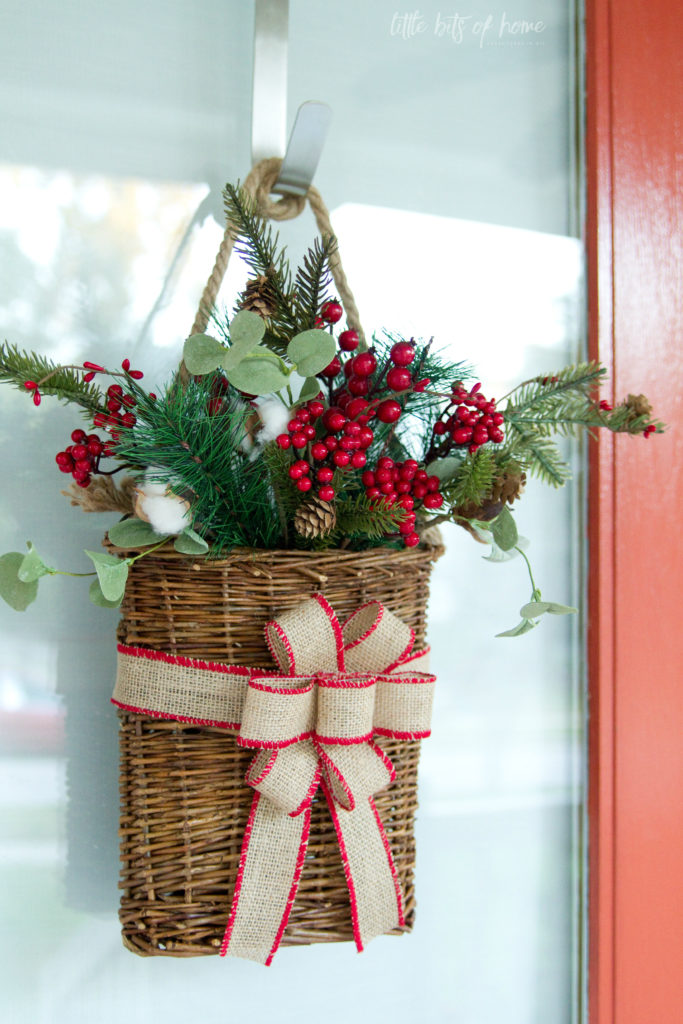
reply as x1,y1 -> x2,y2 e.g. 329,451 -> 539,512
586,1 -> 683,1021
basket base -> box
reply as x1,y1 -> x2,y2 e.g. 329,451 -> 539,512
118,713 -> 419,957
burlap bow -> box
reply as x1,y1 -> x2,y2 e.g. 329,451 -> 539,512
113,594 -> 435,965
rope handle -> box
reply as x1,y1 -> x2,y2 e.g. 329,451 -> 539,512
186,157 -> 365,365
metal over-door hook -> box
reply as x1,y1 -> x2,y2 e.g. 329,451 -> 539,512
252,0 -> 332,196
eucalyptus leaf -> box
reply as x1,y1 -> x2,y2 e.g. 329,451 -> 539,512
223,311 -> 266,370
89,578 -> 123,608
287,330 -> 336,377
425,456 -> 463,483
225,349 -> 289,396
544,601 -> 578,616
183,334 -> 226,375
0,552 -> 39,611
496,618 -> 538,638
108,517 -> 170,549
297,376 -> 323,403
84,550 -> 130,602
491,505 -> 518,551
520,600 -> 551,619
174,528 -> 209,555
18,542 -> 53,582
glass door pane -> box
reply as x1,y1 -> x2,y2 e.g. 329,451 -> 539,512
0,2 -> 584,1021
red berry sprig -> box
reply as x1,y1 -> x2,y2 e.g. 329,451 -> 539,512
361,456 -> 444,548
55,429 -> 111,488
275,395 -> 375,501
431,381 -> 504,455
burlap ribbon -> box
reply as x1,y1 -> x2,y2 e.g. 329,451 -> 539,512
112,594 -> 435,964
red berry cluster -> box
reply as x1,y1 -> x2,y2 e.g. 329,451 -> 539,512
276,396 -> 374,500
91,359 -> 144,440
55,429 -> 111,488
361,457 -> 444,548
432,382 -> 504,454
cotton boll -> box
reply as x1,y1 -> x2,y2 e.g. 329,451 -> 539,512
138,492 -> 191,535
253,396 -> 291,445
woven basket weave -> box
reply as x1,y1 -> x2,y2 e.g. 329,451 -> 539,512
114,541 -> 443,956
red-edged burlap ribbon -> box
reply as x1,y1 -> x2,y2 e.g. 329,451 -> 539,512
112,594 -> 435,964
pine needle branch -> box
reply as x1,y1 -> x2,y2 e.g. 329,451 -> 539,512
293,234 -> 337,330
335,492 -> 406,539
440,448 -> 497,506
0,341 -> 105,414
222,184 -> 298,339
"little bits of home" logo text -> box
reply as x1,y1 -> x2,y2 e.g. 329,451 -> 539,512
390,10 -> 547,47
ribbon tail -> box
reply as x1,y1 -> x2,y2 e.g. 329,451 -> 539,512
220,791 -> 313,965
322,781 -> 405,953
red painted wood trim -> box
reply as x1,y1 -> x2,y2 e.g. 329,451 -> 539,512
586,2 -> 683,1022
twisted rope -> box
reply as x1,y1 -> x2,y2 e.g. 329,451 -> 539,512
188,157 -> 365,348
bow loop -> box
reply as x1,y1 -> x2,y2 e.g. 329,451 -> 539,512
342,601 -> 416,674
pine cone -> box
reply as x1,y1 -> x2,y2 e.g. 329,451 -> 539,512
454,470 -> 526,524
294,497 -> 337,539
239,272 -> 278,319
624,393 -> 653,418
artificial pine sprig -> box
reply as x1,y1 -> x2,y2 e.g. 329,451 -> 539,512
293,235 -> 337,330
113,374 -> 282,550
0,341 -> 105,414
223,184 -> 298,344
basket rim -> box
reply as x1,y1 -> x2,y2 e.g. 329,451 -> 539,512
103,535 -> 445,565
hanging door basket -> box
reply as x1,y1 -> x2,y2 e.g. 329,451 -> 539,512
114,542 -> 442,957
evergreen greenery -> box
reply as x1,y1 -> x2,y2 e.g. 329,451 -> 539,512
113,374 -> 282,550
0,341 -> 105,415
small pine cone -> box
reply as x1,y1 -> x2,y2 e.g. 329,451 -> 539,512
294,497 -> 337,539
239,273 -> 279,319
454,470 -> 526,525
624,393 -> 653,418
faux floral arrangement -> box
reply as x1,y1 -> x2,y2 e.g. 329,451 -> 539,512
0,183 -> 663,635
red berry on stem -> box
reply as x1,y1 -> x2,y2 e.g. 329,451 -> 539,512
351,352 -> 377,377
423,492 -> 444,510
346,397 -> 369,420
297,477 -> 313,492
121,359 -> 130,371
320,301 -> 343,324
404,532 -> 420,548
322,407 -> 347,432
33,391 -> 41,406
376,399 -> 402,424
308,400 -> 325,418
276,434 -> 291,449
389,342 -> 415,366
83,361 -> 105,372
333,450 -> 350,467
338,329 -> 359,351
348,376 -> 370,396
129,370 -> 144,380
386,367 -> 412,391
318,467 -> 334,483
24,381 -> 37,390
351,451 -> 366,468
311,442 -> 328,460
291,432 -> 307,448
359,426 -> 374,448
71,429 -> 87,443
289,464 -> 304,480
318,485 -> 335,501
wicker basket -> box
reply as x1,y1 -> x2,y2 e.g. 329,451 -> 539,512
113,541 -> 443,956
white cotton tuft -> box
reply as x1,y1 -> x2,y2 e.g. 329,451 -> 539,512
253,396 -> 291,445
138,492 -> 191,535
